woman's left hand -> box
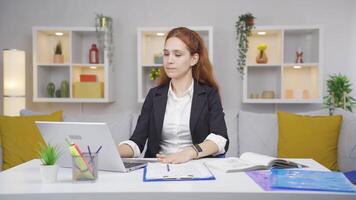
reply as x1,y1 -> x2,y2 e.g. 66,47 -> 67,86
156,147 -> 197,164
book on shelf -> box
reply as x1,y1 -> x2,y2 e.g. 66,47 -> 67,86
80,74 -> 97,82
205,152 -> 306,173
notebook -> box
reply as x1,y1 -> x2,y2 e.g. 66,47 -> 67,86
36,121 -> 147,172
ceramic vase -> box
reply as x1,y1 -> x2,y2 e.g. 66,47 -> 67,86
40,164 -> 58,183
256,50 -> 268,64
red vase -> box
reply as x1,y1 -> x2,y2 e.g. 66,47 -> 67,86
89,44 -> 99,64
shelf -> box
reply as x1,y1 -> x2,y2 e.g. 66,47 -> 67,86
72,63 -> 105,68
142,64 -> 163,67
282,65 -> 319,100
243,26 -> 322,104
246,66 -> 281,100
72,30 -> 100,64
33,97 -> 112,103
35,30 -> 70,64
284,29 -> 319,63
247,64 -> 281,67
246,29 -> 282,65
33,27 -> 114,103
243,99 -> 322,104
36,65 -> 70,98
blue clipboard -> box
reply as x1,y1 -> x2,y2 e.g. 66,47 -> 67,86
143,165 -> 215,182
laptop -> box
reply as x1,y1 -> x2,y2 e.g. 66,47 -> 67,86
36,121 -> 147,172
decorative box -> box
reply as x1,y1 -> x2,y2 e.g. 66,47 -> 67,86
73,82 -> 104,98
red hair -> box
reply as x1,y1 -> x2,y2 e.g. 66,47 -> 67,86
158,27 -> 220,95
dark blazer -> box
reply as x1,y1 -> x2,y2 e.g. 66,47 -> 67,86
130,81 -> 229,158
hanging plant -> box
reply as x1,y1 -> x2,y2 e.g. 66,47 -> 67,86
324,73 -> 356,115
235,12 -> 255,78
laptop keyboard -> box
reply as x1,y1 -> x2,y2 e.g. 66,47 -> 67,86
123,162 -> 145,168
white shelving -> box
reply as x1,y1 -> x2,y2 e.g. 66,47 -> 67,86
243,25 -> 323,104
137,26 -> 213,103
32,27 -> 115,103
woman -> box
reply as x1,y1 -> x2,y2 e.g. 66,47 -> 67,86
118,27 -> 229,164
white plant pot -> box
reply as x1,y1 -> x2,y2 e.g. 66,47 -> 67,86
40,164 -> 58,183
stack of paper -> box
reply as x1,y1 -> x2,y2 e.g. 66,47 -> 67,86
143,162 -> 215,181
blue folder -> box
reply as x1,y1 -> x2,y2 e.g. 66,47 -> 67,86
270,169 -> 356,193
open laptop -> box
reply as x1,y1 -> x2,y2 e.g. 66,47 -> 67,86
36,121 -> 147,172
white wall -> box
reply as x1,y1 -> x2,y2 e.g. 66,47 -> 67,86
0,0 -> 355,115
348,0 -> 356,98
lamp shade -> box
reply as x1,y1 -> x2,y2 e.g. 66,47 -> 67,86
3,49 -> 25,96
3,49 -> 26,116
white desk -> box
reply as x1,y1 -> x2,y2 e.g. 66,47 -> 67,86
0,159 -> 355,200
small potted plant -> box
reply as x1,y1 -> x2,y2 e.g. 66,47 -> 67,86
38,143 -> 62,183
149,68 -> 161,85
53,41 -> 64,64
324,73 -> 356,115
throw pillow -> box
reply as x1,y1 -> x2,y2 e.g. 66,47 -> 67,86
0,111 -> 63,170
277,112 -> 343,171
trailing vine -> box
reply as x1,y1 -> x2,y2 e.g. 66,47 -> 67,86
235,13 -> 255,78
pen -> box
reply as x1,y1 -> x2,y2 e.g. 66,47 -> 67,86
87,145 -> 94,162
166,164 -> 170,172
95,146 -> 102,154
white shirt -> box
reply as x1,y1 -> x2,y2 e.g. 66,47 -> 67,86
120,81 -> 227,157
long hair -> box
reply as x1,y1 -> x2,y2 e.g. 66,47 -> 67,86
158,27 -> 220,95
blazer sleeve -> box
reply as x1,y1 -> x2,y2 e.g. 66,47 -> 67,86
207,88 -> 229,152
129,88 -> 154,152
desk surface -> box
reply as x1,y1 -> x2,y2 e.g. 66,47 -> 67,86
0,158 -> 355,200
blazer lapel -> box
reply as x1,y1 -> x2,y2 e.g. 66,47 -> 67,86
153,85 -> 169,139
190,81 -> 207,133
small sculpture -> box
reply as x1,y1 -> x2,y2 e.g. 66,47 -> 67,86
296,47 -> 304,63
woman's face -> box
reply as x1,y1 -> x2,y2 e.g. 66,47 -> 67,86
163,37 -> 198,80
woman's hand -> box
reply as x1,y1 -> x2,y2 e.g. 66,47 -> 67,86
156,147 -> 197,164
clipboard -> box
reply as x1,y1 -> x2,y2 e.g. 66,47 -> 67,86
143,162 -> 215,182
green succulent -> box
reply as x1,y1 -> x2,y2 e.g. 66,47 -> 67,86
324,73 -> 356,114
38,143 -> 62,165
149,68 -> 161,81
55,41 -> 62,55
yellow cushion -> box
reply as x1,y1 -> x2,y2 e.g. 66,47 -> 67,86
0,111 -> 63,170
277,112 -> 342,171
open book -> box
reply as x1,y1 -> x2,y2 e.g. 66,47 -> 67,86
205,152 -> 306,173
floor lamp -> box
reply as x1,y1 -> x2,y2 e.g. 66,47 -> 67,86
3,49 -> 26,116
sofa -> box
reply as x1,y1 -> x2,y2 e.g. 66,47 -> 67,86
0,109 -> 354,172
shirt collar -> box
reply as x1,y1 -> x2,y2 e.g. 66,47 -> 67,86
168,80 -> 194,100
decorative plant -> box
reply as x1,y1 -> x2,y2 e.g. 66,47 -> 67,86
149,68 -> 161,81
324,73 -> 356,115
38,143 -> 61,165
257,43 -> 267,51
235,12 -> 255,78
54,41 -> 62,55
